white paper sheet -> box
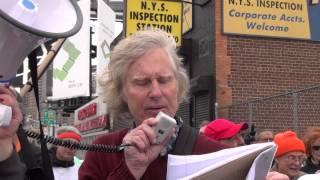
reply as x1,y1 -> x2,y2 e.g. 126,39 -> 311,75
167,142 -> 276,180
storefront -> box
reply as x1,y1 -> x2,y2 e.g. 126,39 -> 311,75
74,97 -> 110,158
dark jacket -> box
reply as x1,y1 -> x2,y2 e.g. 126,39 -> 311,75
0,150 -> 26,180
301,157 -> 320,174
17,126 -> 45,180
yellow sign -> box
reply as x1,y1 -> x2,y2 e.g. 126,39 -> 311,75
126,0 -> 182,46
182,0 -> 192,34
223,0 -> 310,39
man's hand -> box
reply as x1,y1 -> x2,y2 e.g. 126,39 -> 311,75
122,117 -> 174,179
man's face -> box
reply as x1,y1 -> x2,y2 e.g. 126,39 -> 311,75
123,47 -> 179,125
257,131 -> 274,143
56,139 -> 77,161
276,151 -> 306,178
219,133 -> 245,147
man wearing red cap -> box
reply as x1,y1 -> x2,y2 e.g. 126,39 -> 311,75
271,130 -> 307,180
203,118 -> 248,147
50,126 -> 82,180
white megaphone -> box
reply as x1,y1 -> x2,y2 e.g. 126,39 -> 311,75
0,0 -> 83,126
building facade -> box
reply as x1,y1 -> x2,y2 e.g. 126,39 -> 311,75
21,0 -> 320,138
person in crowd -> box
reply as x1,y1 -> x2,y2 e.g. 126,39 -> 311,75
255,129 -> 274,143
0,86 -> 25,180
79,29 -> 228,180
12,87 -> 44,180
203,118 -> 248,147
199,120 -> 210,134
301,127 -> 320,174
271,130 -> 307,180
50,126 -> 82,180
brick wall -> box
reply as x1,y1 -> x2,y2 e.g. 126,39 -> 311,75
215,0 -> 232,118
215,0 -> 320,135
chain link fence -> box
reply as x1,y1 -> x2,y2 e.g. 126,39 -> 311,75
217,85 -> 320,136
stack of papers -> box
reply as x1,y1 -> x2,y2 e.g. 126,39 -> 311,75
167,142 -> 276,180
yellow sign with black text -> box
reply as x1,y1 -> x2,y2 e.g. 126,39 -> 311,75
126,0 -> 182,46
223,0 -> 310,39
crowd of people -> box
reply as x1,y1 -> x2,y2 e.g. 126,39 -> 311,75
201,118 -> 320,180
1,29 -> 320,180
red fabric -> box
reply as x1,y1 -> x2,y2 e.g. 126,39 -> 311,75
274,130 -> 305,157
204,119 -> 248,141
79,128 -> 228,180
58,132 -> 81,142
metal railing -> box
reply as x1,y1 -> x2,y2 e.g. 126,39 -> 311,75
217,84 -> 320,135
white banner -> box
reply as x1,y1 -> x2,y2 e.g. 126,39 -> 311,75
96,0 -> 115,74
51,0 -> 91,100
95,0 -> 115,95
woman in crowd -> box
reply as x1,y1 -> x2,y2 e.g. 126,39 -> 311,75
301,127 -> 320,174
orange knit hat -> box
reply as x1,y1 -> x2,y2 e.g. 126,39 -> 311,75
274,130 -> 305,157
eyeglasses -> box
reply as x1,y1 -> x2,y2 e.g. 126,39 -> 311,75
312,145 -> 320,151
284,154 -> 306,164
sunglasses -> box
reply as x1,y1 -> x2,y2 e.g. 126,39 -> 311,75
312,145 -> 320,151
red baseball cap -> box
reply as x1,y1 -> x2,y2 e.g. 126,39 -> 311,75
204,118 -> 248,140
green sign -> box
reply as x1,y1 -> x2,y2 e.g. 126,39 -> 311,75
43,109 -> 56,125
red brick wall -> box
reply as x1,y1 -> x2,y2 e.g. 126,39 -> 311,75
215,0 -> 232,118
215,1 -> 320,135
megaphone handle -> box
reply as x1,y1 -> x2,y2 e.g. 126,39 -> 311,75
0,104 -> 12,127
